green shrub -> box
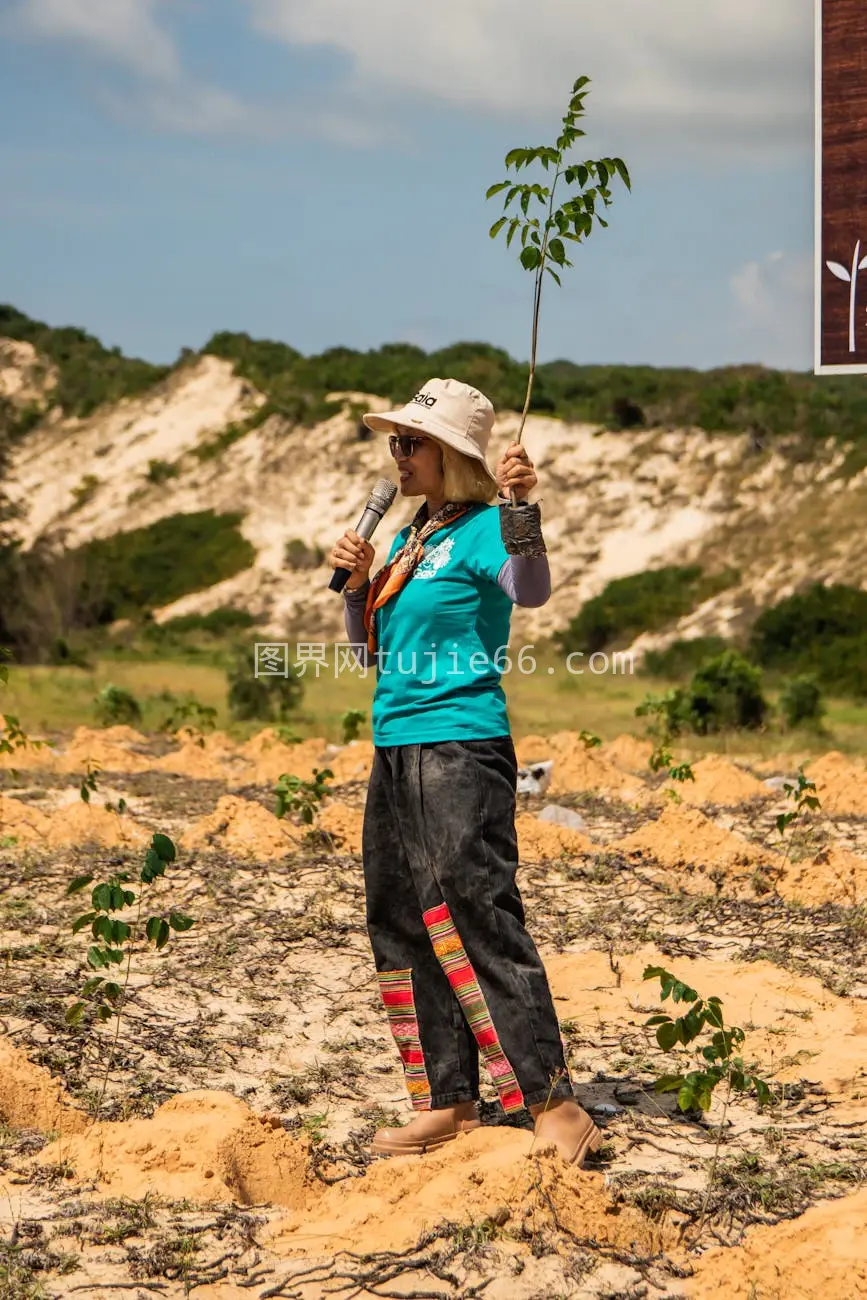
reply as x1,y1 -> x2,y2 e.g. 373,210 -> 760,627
284,538 -> 325,571
94,683 -> 143,726
160,607 -> 255,635
780,675 -> 826,729
686,650 -> 768,734
556,567 -> 737,655
642,636 -> 729,678
72,511 -> 255,623
0,304 -> 168,417
749,583 -> 867,697
226,653 -> 303,722
146,459 -> 179,484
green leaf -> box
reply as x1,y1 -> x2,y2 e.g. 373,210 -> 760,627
169,912 -> 194,932
67,875 -> 95,896
505,219 -> 520,248
489,217 -> 507,239
657,1020 -> 681,1052
643,965 -> 671,982
596,161 -> 609,188
696,1086 -> 714,1112
104,947 -> 125,965
486,181 -> 509,199
102,982 -> 122,1002
122,889 -> 135,907
91,883 -> 111,912
147,917 -> 171,950
754,1078 -> 773,1106
646,1014 -> 673,1027
613,157 -> 632,190
109,885 -> 126,911
72,912 -> 97,935
65,1002 -> 86,1026
96,1005 -> 113,1023
654,1073 -> 685,1093
677,1083 -> 696,1112
572,75 -> 591,93
520,246 -> 541,271
87,946 -> 108,969
151,833 -> 176,863
110,919 -> 131,945
80,785 -> 90,804
81,976 -> 104,996
548,237 -> 566,265
91,915 -> 113,943
546,266 -> 562,286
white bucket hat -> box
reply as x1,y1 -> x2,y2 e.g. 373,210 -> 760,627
362,377 -> 498,489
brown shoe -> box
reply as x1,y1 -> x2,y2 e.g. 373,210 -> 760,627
370,1103 -> 480,1157
529,1099 -> 604,1167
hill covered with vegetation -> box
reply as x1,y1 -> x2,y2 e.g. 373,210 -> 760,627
4,305 -> 867,461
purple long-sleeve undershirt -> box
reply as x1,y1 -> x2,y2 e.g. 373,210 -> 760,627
342,554 -> 550,662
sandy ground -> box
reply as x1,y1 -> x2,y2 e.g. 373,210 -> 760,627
1,727 -> 865,1298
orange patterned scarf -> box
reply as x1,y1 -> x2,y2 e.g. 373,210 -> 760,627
363,502 -> 470,654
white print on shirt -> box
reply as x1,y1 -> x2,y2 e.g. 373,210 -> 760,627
413,534 -> 456,580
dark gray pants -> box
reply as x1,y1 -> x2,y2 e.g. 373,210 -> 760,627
362,737 -> 574,1112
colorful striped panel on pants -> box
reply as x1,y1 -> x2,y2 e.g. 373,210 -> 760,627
377,969 -> 432,1110
423,902 -> 524,1113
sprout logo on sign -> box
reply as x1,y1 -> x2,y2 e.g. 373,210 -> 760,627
826,239 -> 867,353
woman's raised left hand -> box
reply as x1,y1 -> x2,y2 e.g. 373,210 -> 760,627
496,442 -> 538,502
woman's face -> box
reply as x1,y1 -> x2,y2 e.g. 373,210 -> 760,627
390,428 -> 445,499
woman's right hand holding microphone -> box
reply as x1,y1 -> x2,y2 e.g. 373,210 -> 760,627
330,529 -> 375,591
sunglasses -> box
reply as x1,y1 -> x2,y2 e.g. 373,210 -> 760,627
388,433 -> 429,459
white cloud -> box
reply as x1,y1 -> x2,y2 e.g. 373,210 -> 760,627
14,0 -> 179,79
11,0 -> 256,135
730,250 -> 813,368
248,0 -> 813,158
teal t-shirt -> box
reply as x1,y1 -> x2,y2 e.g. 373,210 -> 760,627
371,504 -> 512,746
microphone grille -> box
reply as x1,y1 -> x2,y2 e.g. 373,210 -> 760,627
368,478 -> 398,513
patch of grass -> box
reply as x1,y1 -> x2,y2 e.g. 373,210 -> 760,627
145,458 -> 180,485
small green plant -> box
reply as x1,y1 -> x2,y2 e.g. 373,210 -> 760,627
145,458 -> 179,485
643,966 -> 772,1113
774,767 -> 821,865
0,647 -> 43,765
94,683 -> 143,727
227,653 -> 303,722
80,760 -> 100,803
274,768 -> 333,824
668,762 -> 695,784
579,728 -> 601,749
274,725 -> 302,745
780,675 -> 826,730
159,696 -> 217,736
341,709 -> 366,743
486,76 -> 630,448
70,473 -> 100,511
104,798 -> 128,816
65,833 -> 192,1118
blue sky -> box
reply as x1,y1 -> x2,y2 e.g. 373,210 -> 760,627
0,0 -> 816,370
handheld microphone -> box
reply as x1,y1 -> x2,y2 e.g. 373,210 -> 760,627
328,478 -> 398,593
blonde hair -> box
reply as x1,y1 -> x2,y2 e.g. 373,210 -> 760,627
439,442 -> 497,504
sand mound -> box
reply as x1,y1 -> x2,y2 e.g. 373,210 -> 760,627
38,1091 -> 317,1207
808,751 -> 867,815
235,735 -> 331,786
0,794 -> 147,848
547,946 -> 867,1095
0,793 -> 51,843
0,1038 -> 87,1134
516,731 -> 643,799
602,733 -> 654,772
181,795 -> 301,859
685,1188 -> 867,1299
57,725 -> 152,775
516,812 -> 593,861
326,740 -> 375,784
44,800 -> 149,848
665,754 -> 769,807
268,1126 -> 669,1257
612,803 -> 775,883
780,844 -> 867,907
0,733 -> 57,771
89,725 -> 149,746
317,801 -> 364,852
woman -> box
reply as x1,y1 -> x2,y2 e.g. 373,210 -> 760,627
329,376 -> 601,1165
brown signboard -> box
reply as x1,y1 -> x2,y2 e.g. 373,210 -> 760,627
816,0 -> 867,372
